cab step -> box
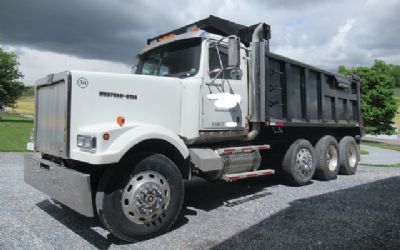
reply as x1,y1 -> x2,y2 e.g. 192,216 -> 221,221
222,169 -> 275,182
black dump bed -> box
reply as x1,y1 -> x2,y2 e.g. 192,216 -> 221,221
264,52 -> 361,127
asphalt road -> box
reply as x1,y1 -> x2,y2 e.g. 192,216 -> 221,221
1,151 -> 400,250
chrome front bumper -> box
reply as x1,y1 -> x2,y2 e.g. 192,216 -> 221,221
23,153 -> 94,217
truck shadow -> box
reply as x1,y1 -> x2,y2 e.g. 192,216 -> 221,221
170,174 -> 286,231
185,175 -> 283,210
36,174 -> 295,249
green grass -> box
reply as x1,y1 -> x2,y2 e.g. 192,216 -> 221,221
360,150 -> 369,155
361,163 -> 400,168
0,114 -> 33,152
0,113 -> 33,122
361,141 -> 400,152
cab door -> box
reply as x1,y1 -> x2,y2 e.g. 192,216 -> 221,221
201,41 -> 247,130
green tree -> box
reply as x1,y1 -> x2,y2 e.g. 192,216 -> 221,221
338,60 -> 398,135
0,48 -> 24,108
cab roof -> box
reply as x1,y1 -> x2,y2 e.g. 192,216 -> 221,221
146,15 -> 270,47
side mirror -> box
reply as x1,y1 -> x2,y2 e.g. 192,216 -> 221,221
228,37 -> 240,68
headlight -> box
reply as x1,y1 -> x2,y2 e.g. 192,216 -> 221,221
77,135 -> 97,150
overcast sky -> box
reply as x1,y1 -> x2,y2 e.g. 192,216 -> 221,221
1,0 -> 399,85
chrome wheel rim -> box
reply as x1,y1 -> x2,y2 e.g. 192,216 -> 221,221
121,171 -> 170,225
296,148 -> 313,178
348,144 -> 357,168
327,145 -> 338,171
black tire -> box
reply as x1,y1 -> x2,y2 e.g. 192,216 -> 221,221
338,136 -> 359,175
95,153 -> 184,242
314,136 -> 340,180
282,139 -> 316,186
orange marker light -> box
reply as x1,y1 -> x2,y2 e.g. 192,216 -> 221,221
117,116 -> 125,127
159,34 -> 176,42
103,133 -> 110,141
191,26 -> 200,32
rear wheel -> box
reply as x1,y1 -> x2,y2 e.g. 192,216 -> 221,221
95,153 -> 184,242
282,139 -> 316,186
314,136 -> 340,180
338,136 -> 359,175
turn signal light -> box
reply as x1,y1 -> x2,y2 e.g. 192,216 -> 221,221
103,133 -> 110,141
117,116 -> 125,127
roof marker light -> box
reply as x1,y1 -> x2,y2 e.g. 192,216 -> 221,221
158,34 -> 176,42
188,25 -> 200,32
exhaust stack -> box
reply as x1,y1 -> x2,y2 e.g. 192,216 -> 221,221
245,23 -> 269,141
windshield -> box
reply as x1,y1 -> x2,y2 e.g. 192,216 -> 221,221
137,38 -> 202,78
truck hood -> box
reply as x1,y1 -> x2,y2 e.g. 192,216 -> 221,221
69,70 -> 184,154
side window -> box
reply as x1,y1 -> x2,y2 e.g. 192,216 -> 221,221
159,65 -> 170,76
209,46 -> 226,78
141,53 -> 160,75
209,45 -> 238,80
141,61 -> 158,75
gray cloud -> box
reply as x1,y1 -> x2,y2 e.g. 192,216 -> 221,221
0,0 -> 184,64
353,1 -> 400,51
258,0 -> 345,10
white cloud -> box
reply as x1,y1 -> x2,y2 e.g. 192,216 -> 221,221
1,45 -> 131,85
329,19 -> 356,50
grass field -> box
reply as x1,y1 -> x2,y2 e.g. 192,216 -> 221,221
0,113 -> 33,152
5,96 -> 35,115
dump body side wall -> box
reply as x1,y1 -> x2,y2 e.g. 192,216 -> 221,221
264,52 -> 361,127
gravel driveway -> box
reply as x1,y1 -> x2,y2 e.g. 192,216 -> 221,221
360,145 -> 400,165
1,152 -> 400,249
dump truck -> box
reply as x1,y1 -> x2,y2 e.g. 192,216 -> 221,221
24,15 -> 363,242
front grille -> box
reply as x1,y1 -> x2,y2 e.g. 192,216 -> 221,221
35,79 -> 69,158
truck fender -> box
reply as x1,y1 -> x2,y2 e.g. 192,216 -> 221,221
108,124 -> 189,163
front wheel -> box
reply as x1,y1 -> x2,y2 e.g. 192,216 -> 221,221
95,153 -> 184,242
